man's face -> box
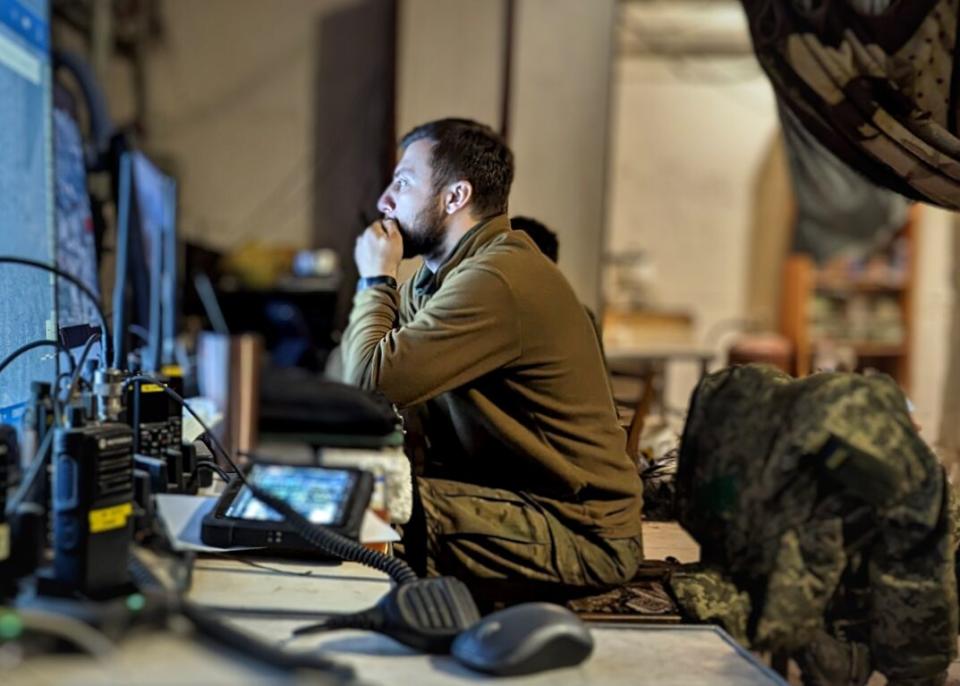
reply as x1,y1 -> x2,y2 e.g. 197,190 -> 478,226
377,139 -> 447,260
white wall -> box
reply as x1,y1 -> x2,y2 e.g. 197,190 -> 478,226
89,0 -> 357,250
394,0 -> 505,281
912,207 -> 955,443
397,0 -> 617,306
509,0 -> 617,310
605,55 -> 779,409
394,0 -> 617,300
397,0 -> 505,135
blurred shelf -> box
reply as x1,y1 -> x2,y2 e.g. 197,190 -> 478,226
780,206 -> 918,390
815,281 -> 906,295
812,341 -> 906,357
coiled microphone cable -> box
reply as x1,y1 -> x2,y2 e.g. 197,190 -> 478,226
245,484 -> 417,585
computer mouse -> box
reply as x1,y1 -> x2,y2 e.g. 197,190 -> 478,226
450,602 -> 594,676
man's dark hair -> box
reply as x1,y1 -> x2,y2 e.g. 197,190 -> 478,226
400,118 -> 514,217
511,216 -> 558,263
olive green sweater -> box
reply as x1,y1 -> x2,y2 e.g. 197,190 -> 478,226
341,214 -> 642,539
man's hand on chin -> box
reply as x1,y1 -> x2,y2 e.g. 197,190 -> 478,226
355,218 -> 403,279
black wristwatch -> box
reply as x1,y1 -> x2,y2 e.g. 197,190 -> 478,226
356,275 -> 398,292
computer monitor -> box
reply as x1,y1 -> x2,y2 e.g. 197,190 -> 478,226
115,150 -> 177,373
0,0 -> 57,429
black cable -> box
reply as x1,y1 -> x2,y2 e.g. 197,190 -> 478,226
15,610 -> 116,658
122,375 -> 419,585
191,603 -> 327,618
6,333 -> 97,514
179,601 -> 354,676
0,256 -> 110,366
57,372 -> 90,393
122,375 -> 244,477
249,484 -> 418,586
0,339 -> 75,376
60,333 -> 100,407
129,541 -> 353,678
193,273 -> 230,336
292,613 -> 366,637
184,461 -> 229,492
6,429 -> 54,516
207,553 -> 318,578
129,324 -> 150,344
195,460 -> 232,483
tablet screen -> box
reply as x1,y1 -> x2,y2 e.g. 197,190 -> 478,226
225,464 -> 357,525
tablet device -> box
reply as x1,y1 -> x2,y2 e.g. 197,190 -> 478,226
201,462 -> 373,554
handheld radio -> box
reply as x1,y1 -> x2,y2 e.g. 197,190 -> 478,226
128,369 -> 194,492
0,424 -> 16,566
51,411 -> 135,596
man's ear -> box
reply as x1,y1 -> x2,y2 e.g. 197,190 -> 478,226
443,180 -> 473,215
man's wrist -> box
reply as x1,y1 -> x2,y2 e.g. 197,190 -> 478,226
356,275 -> 398,292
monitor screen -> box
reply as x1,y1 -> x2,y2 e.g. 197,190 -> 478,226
125,151 -> 176,369
224,464 -> 356,526
0,0 -> 56,429
54,105 -> 101,352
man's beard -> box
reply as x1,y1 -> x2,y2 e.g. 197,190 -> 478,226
398,198 -> 446,260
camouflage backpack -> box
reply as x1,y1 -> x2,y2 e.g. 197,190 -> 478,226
670,364 -> 957,686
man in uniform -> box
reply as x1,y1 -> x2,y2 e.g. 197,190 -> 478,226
340,118 -> 643,605
672,364 -> 958,686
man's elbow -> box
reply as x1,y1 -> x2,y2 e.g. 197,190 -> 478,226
342,360 -> 378,391
341,348 -> 388,392
343,360 -> 413,409
341,342 -> 414,405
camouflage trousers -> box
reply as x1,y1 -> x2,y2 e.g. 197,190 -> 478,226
396,477 -> 643,609
668,565 -> 877,686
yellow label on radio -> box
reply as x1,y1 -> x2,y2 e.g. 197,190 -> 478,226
89,503 -> 133,533
0,523 -> 9,561
161,365 -> 183,377
140,383 -> 164,393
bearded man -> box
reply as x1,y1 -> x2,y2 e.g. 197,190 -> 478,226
341,118 -> 642,605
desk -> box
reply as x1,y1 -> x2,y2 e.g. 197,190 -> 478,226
605,344 -> 715,457
606,343 -> 715,412
10,537 -> 784,685
605,343 -> 716,375
601,309 -> 714,388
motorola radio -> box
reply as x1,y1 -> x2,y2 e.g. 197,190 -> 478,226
50,410 -> 135,596
0,424 -> 15,565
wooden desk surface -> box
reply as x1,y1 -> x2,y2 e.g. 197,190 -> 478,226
9,526 -> 784,686
605,343 -> 715,363
644,521 -> 700,563
185,552 -> 782,686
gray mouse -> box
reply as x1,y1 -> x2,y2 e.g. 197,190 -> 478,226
450,602 -> 594,676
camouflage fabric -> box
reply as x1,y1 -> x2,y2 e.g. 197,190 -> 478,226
396,476 -> 643,610
740,0 -> 960,210
794,630 -> 873,686
670,564 -> 751,646
566,560 -> 681,617
671,364 -> 957,685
